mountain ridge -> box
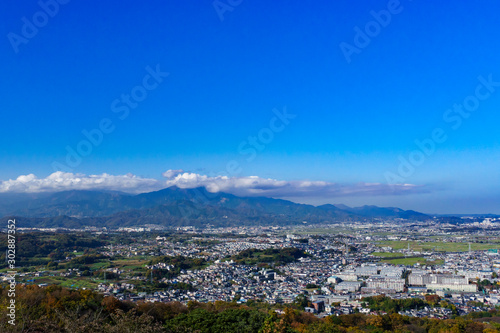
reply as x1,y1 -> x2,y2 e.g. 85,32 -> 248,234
0,187 -> 431,228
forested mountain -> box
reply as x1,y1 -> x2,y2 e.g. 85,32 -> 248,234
0,187 -> 430,228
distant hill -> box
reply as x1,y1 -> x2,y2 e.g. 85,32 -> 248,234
328,204 -> 429,219
0,187 -> 431,228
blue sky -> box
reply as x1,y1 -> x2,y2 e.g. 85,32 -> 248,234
1,0 -> 500,213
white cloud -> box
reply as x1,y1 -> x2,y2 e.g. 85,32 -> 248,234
0,172 -> 162,194
0,170 -> 426,198
161,170 -> 425,198
161,169 -> 184,178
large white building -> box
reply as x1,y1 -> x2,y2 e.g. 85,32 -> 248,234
334,273 -> 358,282
409,272 -> 477,292
408,273 -> 432,286
366,277 -> 405,292
355,266 -> 378,276
426,283 -> 477,292
335,281 -> 363,292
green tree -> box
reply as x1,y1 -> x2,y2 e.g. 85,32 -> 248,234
293,294 -> 309,310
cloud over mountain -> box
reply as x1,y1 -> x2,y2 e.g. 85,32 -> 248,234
0,170 -> 426,198
162,170 -> 425,197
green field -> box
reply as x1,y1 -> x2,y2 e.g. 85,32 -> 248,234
381,257 -> 445,266
60,277 -> 98,289
110,257 -> 149,271
89,261 -> 109,270
229,248 -> 307,266
21,276 -> 99,289
377,241 -> 498,252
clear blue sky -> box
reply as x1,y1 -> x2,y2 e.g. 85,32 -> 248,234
1,0 -> 500,213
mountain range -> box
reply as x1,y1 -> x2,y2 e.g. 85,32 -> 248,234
0,187 -> 430,228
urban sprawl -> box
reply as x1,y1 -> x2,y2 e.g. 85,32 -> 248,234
3,217 -> 500,319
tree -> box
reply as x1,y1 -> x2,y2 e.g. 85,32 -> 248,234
46,261 -> 58,270
259,311 -> 292,333
293,294 -> 308,310
306,284 -> 319,289
425,294 -> 441,306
